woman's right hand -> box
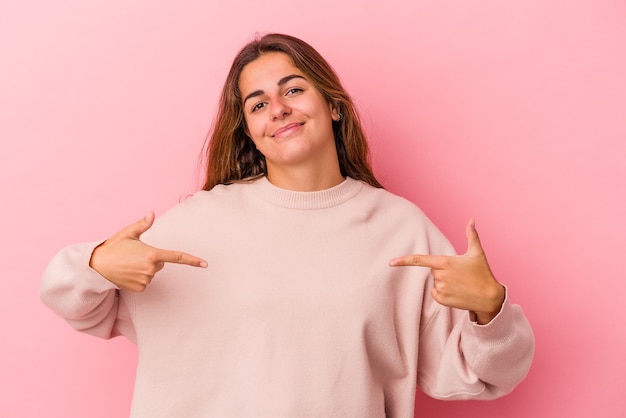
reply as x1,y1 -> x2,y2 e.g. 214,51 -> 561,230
89,212 -> 207,292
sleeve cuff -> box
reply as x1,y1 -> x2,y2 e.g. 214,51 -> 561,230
72,240 -> 120,295
465,286 -> 518,344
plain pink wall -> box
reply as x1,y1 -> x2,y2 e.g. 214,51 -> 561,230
2,0 -> 625,416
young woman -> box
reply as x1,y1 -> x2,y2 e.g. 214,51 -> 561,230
41,33 -> 534,417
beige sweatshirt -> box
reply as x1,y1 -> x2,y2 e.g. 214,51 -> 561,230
41,176 -> 534,417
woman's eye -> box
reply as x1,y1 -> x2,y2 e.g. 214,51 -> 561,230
251,102 -> 265,112
286,88 -> 303,95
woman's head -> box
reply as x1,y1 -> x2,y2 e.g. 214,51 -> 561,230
202,33 -> 382,190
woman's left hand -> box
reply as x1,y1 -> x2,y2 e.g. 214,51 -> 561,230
389,219 -> 505,324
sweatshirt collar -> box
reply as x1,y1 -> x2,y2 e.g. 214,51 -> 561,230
250,176 -> 362,209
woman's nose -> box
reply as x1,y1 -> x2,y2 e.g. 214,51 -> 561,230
270,97 -> 291,120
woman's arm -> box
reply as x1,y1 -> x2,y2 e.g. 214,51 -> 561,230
40,212 -> 207,340
390,219 -> 534,399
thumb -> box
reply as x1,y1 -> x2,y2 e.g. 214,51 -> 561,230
465,218 -> 484,256
122,212 -> 156,239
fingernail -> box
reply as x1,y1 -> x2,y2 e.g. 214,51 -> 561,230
200,261 -> 208,268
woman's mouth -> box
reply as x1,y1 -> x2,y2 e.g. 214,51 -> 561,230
271,122 -> 304,139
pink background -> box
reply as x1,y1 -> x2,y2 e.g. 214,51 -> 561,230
2,0 -> 625,416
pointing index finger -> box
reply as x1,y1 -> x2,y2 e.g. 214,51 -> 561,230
389,254 -> 449,269
156,249 -> 208,268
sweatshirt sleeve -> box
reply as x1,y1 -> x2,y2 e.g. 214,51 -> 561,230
416,285 -> 535,400
40,242 -> 136,342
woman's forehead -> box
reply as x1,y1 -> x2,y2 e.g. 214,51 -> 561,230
239,52 -> 307,93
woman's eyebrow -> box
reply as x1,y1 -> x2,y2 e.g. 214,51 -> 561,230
278,74 -> 305,86
242,74 -> 306,105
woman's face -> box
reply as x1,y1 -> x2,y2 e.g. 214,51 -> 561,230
239,52 -> 341,187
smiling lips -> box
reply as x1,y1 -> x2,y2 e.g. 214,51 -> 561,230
271,122 -> 304,139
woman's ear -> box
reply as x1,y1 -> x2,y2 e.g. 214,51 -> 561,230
330,102 -> 342,121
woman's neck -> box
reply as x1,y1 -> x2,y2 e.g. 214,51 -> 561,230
265,161 -> 344,192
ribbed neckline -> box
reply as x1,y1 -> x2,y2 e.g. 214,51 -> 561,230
250,176 -> 363,210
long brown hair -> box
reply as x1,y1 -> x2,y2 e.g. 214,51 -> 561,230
202,33 -> 382,190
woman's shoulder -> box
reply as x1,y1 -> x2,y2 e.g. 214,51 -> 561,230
182,180 -> 257,206
354,180 -> 454,253
141,182 -> 255,245
151,181 -> 252,223
357,181 -> 428,217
